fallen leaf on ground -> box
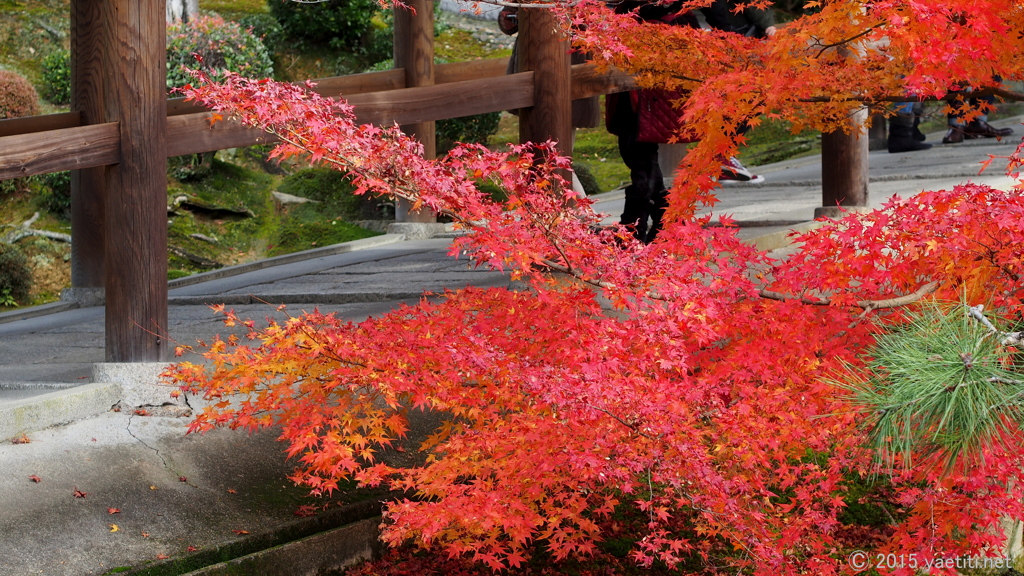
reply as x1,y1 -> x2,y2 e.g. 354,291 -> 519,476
226,488 -> 236,494
134,409 -> 149,416
178,476 -> 187,483
149,485 -> 158,490
73,488 -> 87,498
108,508 -> 121,515
141,532 -> 150,538
187,545 -> 199,552
10,434 -> 30,444
232,529 -> 249,535
28,475 -> 41,483
109,524 -> 119,532
294,505 -> 317,517
156,553 -> 168,560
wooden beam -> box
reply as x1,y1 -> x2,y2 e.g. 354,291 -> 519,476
165,68 -> 408,117
350,72 -> 534,126
571,63 -> 636,100
393,0 -> 436,223
0,112 -> 81,138
166,114 -> 277,157
0,63 -> 622,179
102,0 -> 168,362
435,58 -> 507,84
0,124 -> 120,181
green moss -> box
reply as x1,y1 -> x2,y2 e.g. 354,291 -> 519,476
269,209 -> 379,257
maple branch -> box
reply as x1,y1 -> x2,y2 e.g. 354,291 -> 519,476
811,22 -> 886,58
758,281 -> 939,311
799,87 -> 1024,104
585,403 -> 655,440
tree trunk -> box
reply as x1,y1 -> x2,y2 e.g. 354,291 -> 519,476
166,0 -> 198,24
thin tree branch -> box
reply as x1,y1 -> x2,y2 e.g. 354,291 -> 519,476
758,281 -> 939,311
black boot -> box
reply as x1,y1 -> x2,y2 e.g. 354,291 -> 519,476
912,114 -> 927,142
888,121 -> 932,153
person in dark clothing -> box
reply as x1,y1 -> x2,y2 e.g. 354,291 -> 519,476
608,0 -> 775,243
605,0 -> 696,243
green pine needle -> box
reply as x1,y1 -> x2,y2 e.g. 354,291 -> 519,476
837,301 -> 1024,473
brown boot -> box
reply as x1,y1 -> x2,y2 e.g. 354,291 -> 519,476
963,119 -> 1014,139
942,126 -> 965,144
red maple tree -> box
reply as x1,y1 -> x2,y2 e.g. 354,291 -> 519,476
168,1 -> 1024,573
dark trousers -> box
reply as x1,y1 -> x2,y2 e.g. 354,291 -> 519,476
608,92 -> 667,243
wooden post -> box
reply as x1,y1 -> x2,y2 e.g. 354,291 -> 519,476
102,0 -> 169,362
816,108 -> 869,219
70,1 -> 106,289
516,7 -> 572,156
393,0 -> 436,223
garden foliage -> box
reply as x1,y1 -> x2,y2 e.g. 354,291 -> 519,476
40,50 -> 71,106
0,242 -> 31,307
0,69 -> 40,119
268,0 -> 381,49
169,1 -> 1024,574
166,14 -> 273,91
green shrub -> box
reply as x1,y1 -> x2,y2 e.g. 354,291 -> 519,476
41,50 -> 71,106
234,13 -> 286,55
36,171 -> 72,219
0,242 -> 32,306
268,0 -> 380,49
166,14 -> 274,90
572,161 -> 601,196
0,69 -> 40,119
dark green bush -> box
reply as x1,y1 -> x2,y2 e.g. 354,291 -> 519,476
36,171 -> 71,219
268,0 -> 381,49
436,112 -> 502,155
41,50 -> 71,105
572,162 -> 601,196
0,69 -> 40,119
166,14 -> 274,90
234,13 -> 286,55
0,242 -> 32,306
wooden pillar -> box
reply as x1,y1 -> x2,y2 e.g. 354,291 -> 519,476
516,7 -> 572,156
101,0 -> 169,362
393,0 -> 436,223
70,1 -> 106,289
816,108 -> 869,219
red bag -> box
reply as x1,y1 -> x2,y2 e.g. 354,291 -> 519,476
633,89 -> 694,144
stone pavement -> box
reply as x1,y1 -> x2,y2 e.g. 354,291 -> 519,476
0,116 -> 1019,576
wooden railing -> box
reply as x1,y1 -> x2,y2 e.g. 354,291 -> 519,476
0,59 -> 634,182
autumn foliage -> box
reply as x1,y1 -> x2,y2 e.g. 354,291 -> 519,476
168,1 -> 1024,574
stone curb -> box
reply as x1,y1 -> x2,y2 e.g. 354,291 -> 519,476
182,518 -> 381,576
0,382 -> 120,439
0,300 -> 79,326
168,291 -> 429,307
165,234 -> 408,290
121,499 -> 384,576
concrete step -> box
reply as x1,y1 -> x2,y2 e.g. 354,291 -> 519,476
0,382 -> 120,439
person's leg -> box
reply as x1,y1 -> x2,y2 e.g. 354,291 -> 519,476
963,94 -> 1015,139
611,92 -> 665,242
889,101 -> 931,153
